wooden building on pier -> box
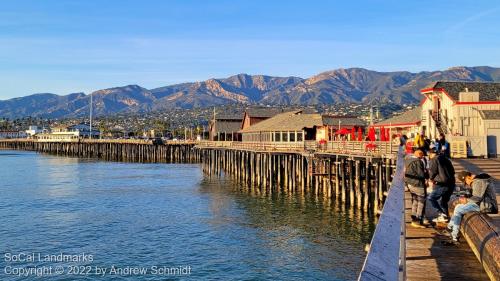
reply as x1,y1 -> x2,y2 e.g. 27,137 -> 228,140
240,110 -> 319,142
319,116 -> 367,141
240,107 -> 284,131
372,106 -> 422,139
240,110 -> 366,143
209,115 -> 243,141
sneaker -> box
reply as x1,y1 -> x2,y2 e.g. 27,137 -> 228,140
432,214 -> 448,223
411,221 -> 427,229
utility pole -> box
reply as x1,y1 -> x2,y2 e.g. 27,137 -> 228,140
369,106 -> 374,125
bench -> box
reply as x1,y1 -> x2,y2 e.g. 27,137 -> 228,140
449,198 -> 500,281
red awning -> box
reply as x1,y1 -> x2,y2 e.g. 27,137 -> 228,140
336,128 -> 350,135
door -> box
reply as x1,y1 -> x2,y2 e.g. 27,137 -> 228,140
487,128 -> 500,157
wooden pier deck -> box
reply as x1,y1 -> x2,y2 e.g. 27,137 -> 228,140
405,192 -> 489,280
405,158 -> 500,281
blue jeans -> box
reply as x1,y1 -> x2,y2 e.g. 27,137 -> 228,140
428,185 -> 453,216
447,202 -> 479,240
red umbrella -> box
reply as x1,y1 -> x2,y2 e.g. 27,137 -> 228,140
336,128 -> 349,135
350,127 -> 356,141
357,127 -> 363,141
385,128 -> 391,141
380,127 -> 386,141
368,127 -> 376,141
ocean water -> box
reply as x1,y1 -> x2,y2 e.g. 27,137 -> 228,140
0,150 -> 375,280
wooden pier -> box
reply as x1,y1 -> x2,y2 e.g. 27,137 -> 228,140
196,141 -> 396,212
2,138 -> 498,280
0,139 -> 201,163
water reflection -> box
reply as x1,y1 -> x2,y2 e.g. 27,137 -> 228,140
199,177 -> 376,280
1,150 -> 374,280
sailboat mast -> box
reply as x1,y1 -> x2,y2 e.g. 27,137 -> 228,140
89,93 -> 93,139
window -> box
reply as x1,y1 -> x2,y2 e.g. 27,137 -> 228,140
282,131 -> 288,142
297,132 -> 303,141
274,132 -> 281,142
289,131 -> 295,142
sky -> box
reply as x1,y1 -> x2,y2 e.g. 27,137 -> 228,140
1,0 -> 499,99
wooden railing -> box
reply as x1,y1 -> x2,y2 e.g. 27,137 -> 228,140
0,138 -> 198,145
358,147 -> 405,280
319,140 -> 398,156
3,138 -> 399,156
197,140 -> 399,156
197,141 -> 307,152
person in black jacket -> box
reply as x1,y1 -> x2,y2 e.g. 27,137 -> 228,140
428,148 -> 455,223
404,149 -> 428,228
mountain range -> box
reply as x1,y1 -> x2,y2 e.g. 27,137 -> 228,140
1,66 -> 500,118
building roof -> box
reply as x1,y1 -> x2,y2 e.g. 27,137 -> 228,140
373,107 -> 422,127
423,81 -> 500,101
244,107 -> 284,118
240,110 -> 323,133
215,114 -> 243,121
213,120 -> 242,133
480,110 -> 500,120
322,116 -> 366,127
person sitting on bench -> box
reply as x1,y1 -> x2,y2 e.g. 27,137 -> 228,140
444,171 -> 498,245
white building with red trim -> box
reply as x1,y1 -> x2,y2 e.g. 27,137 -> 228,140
420,81 -> 500,157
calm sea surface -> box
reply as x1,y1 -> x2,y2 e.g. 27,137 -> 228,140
0,150 -> 375,280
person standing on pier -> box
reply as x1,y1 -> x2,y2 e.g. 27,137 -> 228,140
436,133 -> 451,158
444,171 -> 498,245
404,149 -> 429,228
428,148 -> 455,223
413,131 -> 425,152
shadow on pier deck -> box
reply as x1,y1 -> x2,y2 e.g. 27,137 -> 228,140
404,193 -> 489,280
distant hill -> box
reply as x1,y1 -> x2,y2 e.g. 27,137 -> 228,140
1,66 -> 499,118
